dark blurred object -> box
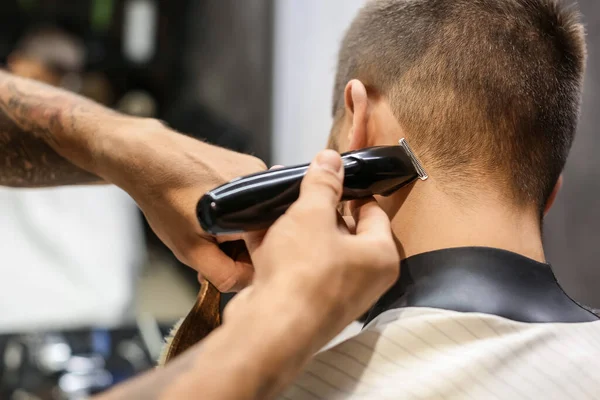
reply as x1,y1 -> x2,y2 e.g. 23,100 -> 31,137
544,0 -> 600,307
180,0 -> 273,162
80,72 -> 115,105
0,0 -> 195,114
0,324 -> 173,400
0,0 -> 271,167
164,100 -> 251,153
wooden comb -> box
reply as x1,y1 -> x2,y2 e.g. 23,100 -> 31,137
163,240 -> 248,363
163,279 -> 221,363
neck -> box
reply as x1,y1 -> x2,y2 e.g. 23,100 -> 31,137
385,180 -> 546,263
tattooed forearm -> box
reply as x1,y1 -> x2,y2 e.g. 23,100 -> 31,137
0,71 -> 107,187
0,119 -> 98,187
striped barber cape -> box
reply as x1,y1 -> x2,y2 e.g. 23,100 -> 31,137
281,247 -> 600,400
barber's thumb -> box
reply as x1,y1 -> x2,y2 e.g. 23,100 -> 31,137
299,149 -> 344,207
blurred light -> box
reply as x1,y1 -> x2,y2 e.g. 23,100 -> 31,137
117,90 -> 157,117
92,0 -> 115,33
3,340 -> 24,371
58,370 -> 113,395
37,341 -> 72,373
66,354 -> 105,374
123,0 -> 157,64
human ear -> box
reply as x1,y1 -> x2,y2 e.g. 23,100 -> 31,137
544,175 -> 563,216
343,79 -> 369,151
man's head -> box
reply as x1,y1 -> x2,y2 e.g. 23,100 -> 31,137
329,0 -> 586,216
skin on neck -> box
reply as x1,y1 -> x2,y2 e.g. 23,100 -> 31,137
331,80 -> 560,264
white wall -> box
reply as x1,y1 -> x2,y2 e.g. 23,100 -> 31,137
272,0 -> 365,165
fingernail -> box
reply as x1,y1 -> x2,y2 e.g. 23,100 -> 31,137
316,150 -> 342,173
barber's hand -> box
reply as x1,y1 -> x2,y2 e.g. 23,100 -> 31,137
227,150 -> 399,346
112,121 -> 266,292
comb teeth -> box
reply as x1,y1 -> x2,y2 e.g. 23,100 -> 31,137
399,138 -> 428,181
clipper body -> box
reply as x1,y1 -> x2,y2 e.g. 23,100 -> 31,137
198,139 -> 427,235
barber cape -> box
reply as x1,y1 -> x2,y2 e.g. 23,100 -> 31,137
280,247 -> 600,400
0,186 -> 145,332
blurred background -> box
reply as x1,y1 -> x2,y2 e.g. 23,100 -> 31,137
0,0 -> 597,398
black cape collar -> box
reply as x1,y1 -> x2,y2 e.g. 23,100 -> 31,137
364,247 -> 598,325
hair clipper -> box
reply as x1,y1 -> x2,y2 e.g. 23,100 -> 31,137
197,139 -> 427,235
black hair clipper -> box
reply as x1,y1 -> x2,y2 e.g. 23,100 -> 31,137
197,139 -> 427,235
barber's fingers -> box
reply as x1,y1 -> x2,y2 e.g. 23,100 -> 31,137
244,229 -> 267,255
294,150 -> 344,221
352,197 -> 393,239
350,198 -> 399,280
246,155 -> 343,254
186,242 -> 253,292
338,214 -> 357,234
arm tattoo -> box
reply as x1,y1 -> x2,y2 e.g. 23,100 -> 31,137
0,119 -> 98,187
0,76 -> 100,187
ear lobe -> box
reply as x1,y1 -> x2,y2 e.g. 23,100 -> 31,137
343,79 -> 369,151
544,175 -> 563,216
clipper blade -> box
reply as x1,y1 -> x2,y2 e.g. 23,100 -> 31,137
399,138 -> 428,181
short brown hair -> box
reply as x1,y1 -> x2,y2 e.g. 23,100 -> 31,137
332,0 -> 586,212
